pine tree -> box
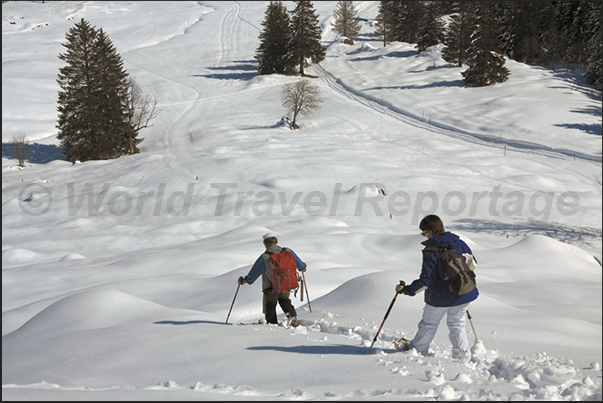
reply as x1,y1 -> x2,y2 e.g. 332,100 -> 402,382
441,1 -> 474,67
555,1 -> 590,67
529,2 -> 557,66
93,28 -> 131,157
332,1 -> 362,42
288,1 -> 326,76
499,1 -> 556,65
374,1 -> 395,47
462,2 -> 510,87
255,1 -> 294,76
416,1 -> 445,53
392,1 -> 424,44
57,19 -> 99,163
56,19 -> 134,162
584,1 -> 602,91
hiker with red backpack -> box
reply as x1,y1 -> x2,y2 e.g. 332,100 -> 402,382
395,215 -> 478,362
238,233 -> 307,326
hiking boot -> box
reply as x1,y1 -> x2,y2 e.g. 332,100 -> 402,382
395,338 -> 411,351
289,317 -> 299,327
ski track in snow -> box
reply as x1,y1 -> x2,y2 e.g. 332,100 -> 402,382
316,14 -> 600,167
313,63 -> 601,166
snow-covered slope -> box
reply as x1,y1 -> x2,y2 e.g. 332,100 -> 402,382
3,1 -> 601,401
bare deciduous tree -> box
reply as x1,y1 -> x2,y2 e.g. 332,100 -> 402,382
9,131 -> 31,167
281,79 -> 323,130
125,79 -> 159,155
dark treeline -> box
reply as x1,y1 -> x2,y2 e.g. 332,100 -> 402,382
375,1 -> 602,89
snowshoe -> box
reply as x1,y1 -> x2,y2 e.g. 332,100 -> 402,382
283,314 -> 299,328
394,338 -> 411,351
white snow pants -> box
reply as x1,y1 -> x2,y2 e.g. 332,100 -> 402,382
410,303 -> 471,361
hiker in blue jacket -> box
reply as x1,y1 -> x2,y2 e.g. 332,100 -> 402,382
238,233 -> 307,326
396,215 -> 478,362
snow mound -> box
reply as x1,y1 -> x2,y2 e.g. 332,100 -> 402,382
315,271 -> 398,311
507,235 -> 597,263
2,248 -> 39,265
6,290 -> 191,339
59,253 -> 86,261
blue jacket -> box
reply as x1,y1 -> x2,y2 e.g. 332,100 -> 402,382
402,232 -> 479,307
244,245 -> 307,291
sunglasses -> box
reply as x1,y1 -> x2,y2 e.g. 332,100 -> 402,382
421,230 -> 429,236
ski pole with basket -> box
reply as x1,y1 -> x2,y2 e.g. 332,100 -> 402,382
368,281 -> 405,353
225,279 -> 242,324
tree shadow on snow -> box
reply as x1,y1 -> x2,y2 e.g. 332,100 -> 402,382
365,79 -> 464,91
570,105 -> 603,118
350,50 -> 416,63
554,122 -> 602,136
195,60 -> 258,81
554,106 -> 602,136
453,218 -> 603,247
247,344 -> 388,356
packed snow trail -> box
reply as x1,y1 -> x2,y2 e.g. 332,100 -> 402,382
312,63 -> 601,166
316,3 -> 600,166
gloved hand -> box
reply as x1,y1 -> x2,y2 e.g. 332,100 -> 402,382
395,280 -> 406,294
238,276 -> 246,285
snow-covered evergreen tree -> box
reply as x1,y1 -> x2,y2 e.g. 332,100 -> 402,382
462,2 -> 510,87
555,1 -> 591,67
374,1 -> 395,47
255,1 -> 294,76
499,2 -> 556,65
416,1 -> 445,53
584,1 -> 602,91
288,1 -> 325,76
392,0 -> 423,44
441,1 -> 474,67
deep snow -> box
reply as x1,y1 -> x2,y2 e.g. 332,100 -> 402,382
2,1 -> 602,401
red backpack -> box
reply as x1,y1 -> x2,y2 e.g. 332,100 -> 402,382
267,248 -> 299,293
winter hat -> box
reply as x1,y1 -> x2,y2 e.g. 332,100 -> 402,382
263,233 -> 277,241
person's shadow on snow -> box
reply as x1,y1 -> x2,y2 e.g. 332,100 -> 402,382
154,320 -> 226,326
248,345 -> 393,355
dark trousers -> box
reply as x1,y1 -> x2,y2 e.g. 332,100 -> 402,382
263,289 -> 297,324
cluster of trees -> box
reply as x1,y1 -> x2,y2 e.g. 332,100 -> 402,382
48,1 -> 602,161
255,1 -> 326,76
255,1 -> 326,129
56,19 -> 157,163
375,1 -> 602,89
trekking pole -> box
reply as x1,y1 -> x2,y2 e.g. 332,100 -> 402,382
368,281 -> 405,353
302,271 -> 312,313
225,281 -> 242,325
466,310 -> 479,342
299,274 -> 304,302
